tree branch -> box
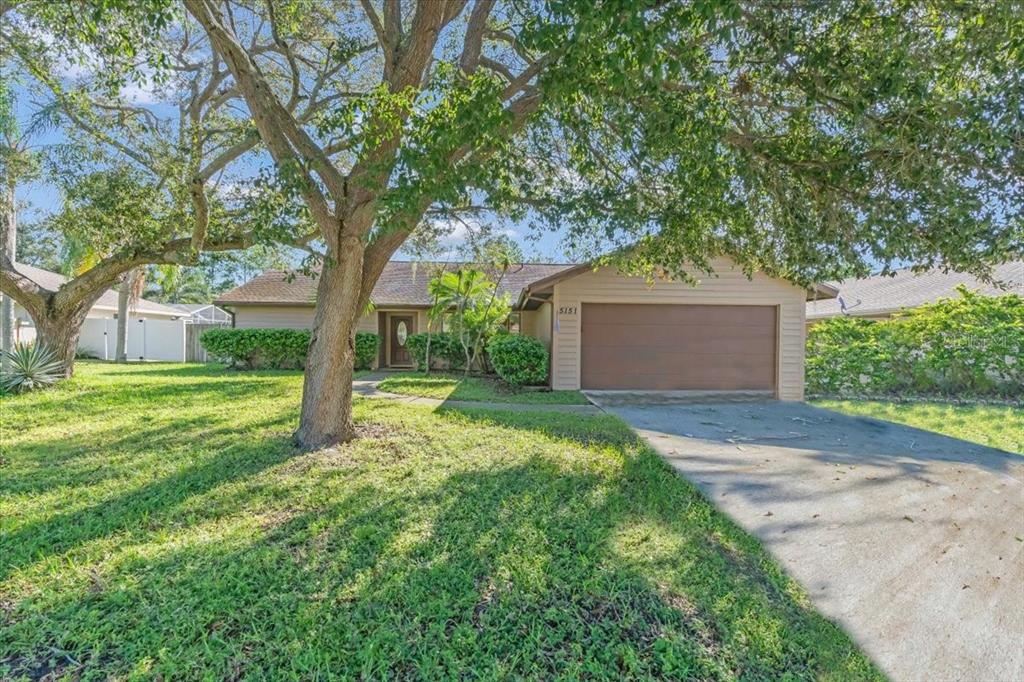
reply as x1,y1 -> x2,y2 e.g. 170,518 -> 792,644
185,0 -> 339,233
358,0 -> 392,73
459,0 -> 495,74
383,0 -> 402,75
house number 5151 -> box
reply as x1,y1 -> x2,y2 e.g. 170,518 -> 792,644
558,306 -> 578,315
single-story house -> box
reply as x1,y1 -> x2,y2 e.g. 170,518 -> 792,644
217,258 -> 836,400
3,263 -> 188,361
806,261 -> 1023,324
171,302 -> 233,324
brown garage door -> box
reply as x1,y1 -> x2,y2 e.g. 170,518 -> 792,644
580,303 -> 777,390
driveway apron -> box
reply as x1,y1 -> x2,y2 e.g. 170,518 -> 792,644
588,396 -> 1024,682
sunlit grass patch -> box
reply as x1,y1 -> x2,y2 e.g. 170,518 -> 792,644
814,399 -> 1023,454
1,362 -> 880,680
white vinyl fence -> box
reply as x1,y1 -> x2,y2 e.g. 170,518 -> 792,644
79,317 -> 187,362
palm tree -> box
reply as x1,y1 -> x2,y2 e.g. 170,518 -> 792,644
115,268 -> 144,362
427,268 -> 509,375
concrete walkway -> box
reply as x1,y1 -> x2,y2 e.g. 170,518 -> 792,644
588,396 -> 1024,682
353,374 -> 603,414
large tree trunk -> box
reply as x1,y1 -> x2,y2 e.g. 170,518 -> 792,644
35,303 -> 92,378
294,247 -> 366,449
1,180 -> 15,373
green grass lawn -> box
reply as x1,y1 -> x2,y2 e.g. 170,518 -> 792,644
377,370 -> 591,405
0,362 -> 880,680
814,399 -> 1023,454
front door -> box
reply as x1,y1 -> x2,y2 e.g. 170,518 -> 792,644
389,315 -> 414,366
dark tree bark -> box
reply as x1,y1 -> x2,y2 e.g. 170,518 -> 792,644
34,300 -> 96,377
295,244 -> 366,447
0,234 -> 253,378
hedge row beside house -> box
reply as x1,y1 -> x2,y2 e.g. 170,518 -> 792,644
404,331 -> 551,386
201,328 -> 380,370
353,333 -> 380,370
806,288 -> 1023,398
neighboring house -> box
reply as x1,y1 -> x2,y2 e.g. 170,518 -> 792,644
171,303 -> 233,324
806,261 -> 1024,324
3,263 -> 188,361
217,258 -> 836,400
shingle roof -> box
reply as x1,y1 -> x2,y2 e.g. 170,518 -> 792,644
12,263 -> 184,316
806,261 -> 1024,319
215,260 -> 578,307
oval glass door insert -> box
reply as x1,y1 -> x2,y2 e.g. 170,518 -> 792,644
396,321 -> 408,345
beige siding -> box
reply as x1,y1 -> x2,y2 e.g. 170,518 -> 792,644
550,259 -> 807,400
520,303 -> 553,348
232,305 -> 317,329
232,305 -> 380,334
355,313 -> 380,333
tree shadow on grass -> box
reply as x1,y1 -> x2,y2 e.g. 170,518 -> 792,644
0,414 -> 300,584
3,406 -> 881,681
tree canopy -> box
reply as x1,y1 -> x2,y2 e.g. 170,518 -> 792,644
142,0 -> 1022,284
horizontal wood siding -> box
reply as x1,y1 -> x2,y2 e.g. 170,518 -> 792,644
231,305 -> 379,334
551,259 -> 807,400
356,313 -> 380,334
520,304 -> 553,348
232,305 -> 316,329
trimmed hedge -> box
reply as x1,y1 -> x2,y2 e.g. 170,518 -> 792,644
354,332 -> 380,370
487,334 -> 549,387
806,288 -> 1023,397
405,332 -> 465,371
200,328 -> 380,370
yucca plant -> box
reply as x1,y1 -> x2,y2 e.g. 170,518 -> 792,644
0,343 -> 65,394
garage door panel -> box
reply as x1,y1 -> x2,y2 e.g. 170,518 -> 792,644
582,330 -> 775,354
582,347 -> 777,370
580,303 -> 776,391
581,354 -> 775,381
581,372 -> 770,387
583,364 -> 775,383
583,303 -> 775,327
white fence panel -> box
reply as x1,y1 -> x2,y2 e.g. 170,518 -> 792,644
79,318 -> 114,359
79,317 -> 186,362
132,318 -> 186,361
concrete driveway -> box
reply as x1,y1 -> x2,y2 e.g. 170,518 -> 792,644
588,394 -> 1024,682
